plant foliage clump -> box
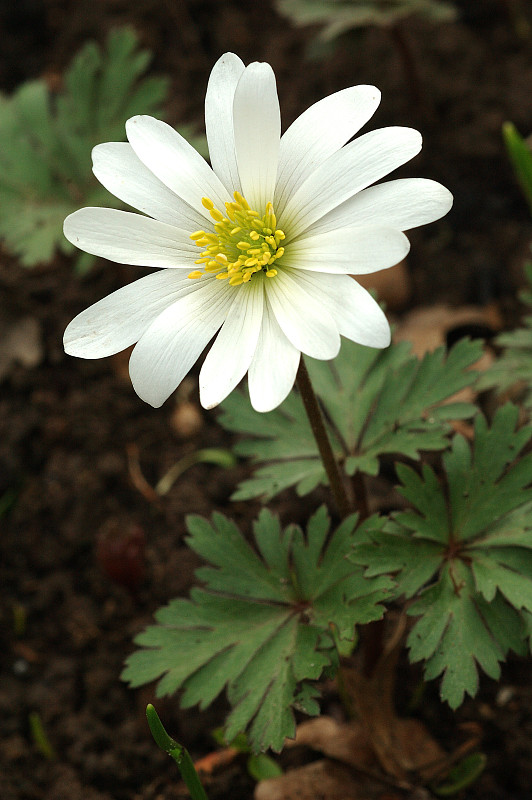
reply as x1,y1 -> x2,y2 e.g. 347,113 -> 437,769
219,337 -> 482,502
0,28 -> 204,273
123,507 -> 392,752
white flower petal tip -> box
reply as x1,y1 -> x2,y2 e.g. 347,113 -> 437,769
63,52 -> 452,412
247,304 -> 300,413
433,183 -> 454,218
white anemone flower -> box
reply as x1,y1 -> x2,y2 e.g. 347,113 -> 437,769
63,52 -> 452,413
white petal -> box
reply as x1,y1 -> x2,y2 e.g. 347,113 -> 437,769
309,178 -> 454,236
64,269 -> 202,358
275,85 -> 381,217
265,270 -> 340,359
282,127 -> 423,238
92,142 -> 205,229
126,116 -> 230,221
129,279 -> 234,407
248,301 -> 300,412
285,226 -> 410,274
205,53 -> 244,195
233,62 -> 281,211
199,280 -> 264,409
294,271 -> 391,348
63,207 -> 198,267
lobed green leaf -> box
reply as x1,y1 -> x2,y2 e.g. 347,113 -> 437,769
0,28 -> 206,270
123,507 -> 391,752
356,405 -> 532,707
219,337 -> 481,502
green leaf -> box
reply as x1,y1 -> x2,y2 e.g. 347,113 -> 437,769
219,337 -> 481,502
146,705 -> 208,800
432,752 -> 487,796
407,562 -> 521,708
503,122 -> 532,216
444,405 -> 532,542
361,405 -> 532,707
350,518 -> 443,599
0,28 -> 207,269
247,753 -> 283,781
122,507 -> 392,752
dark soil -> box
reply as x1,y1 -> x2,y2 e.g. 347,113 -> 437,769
1,2 -> 532,799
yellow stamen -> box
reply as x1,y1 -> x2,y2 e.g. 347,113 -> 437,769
188,191 -> 286,287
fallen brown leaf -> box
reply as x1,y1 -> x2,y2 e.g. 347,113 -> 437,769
394,303 -> 501,358
289,717 -> 377,771
341,616 -> 446,783
255,758 -> 383,800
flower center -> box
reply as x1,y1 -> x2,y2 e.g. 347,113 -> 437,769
188,191 -> 286,287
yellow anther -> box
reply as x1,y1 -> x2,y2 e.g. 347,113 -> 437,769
233,191 -> 249,209
265,203 -> 277,229
189,192 -> 286,286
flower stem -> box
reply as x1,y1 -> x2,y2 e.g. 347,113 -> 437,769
296,358 -> 352,518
